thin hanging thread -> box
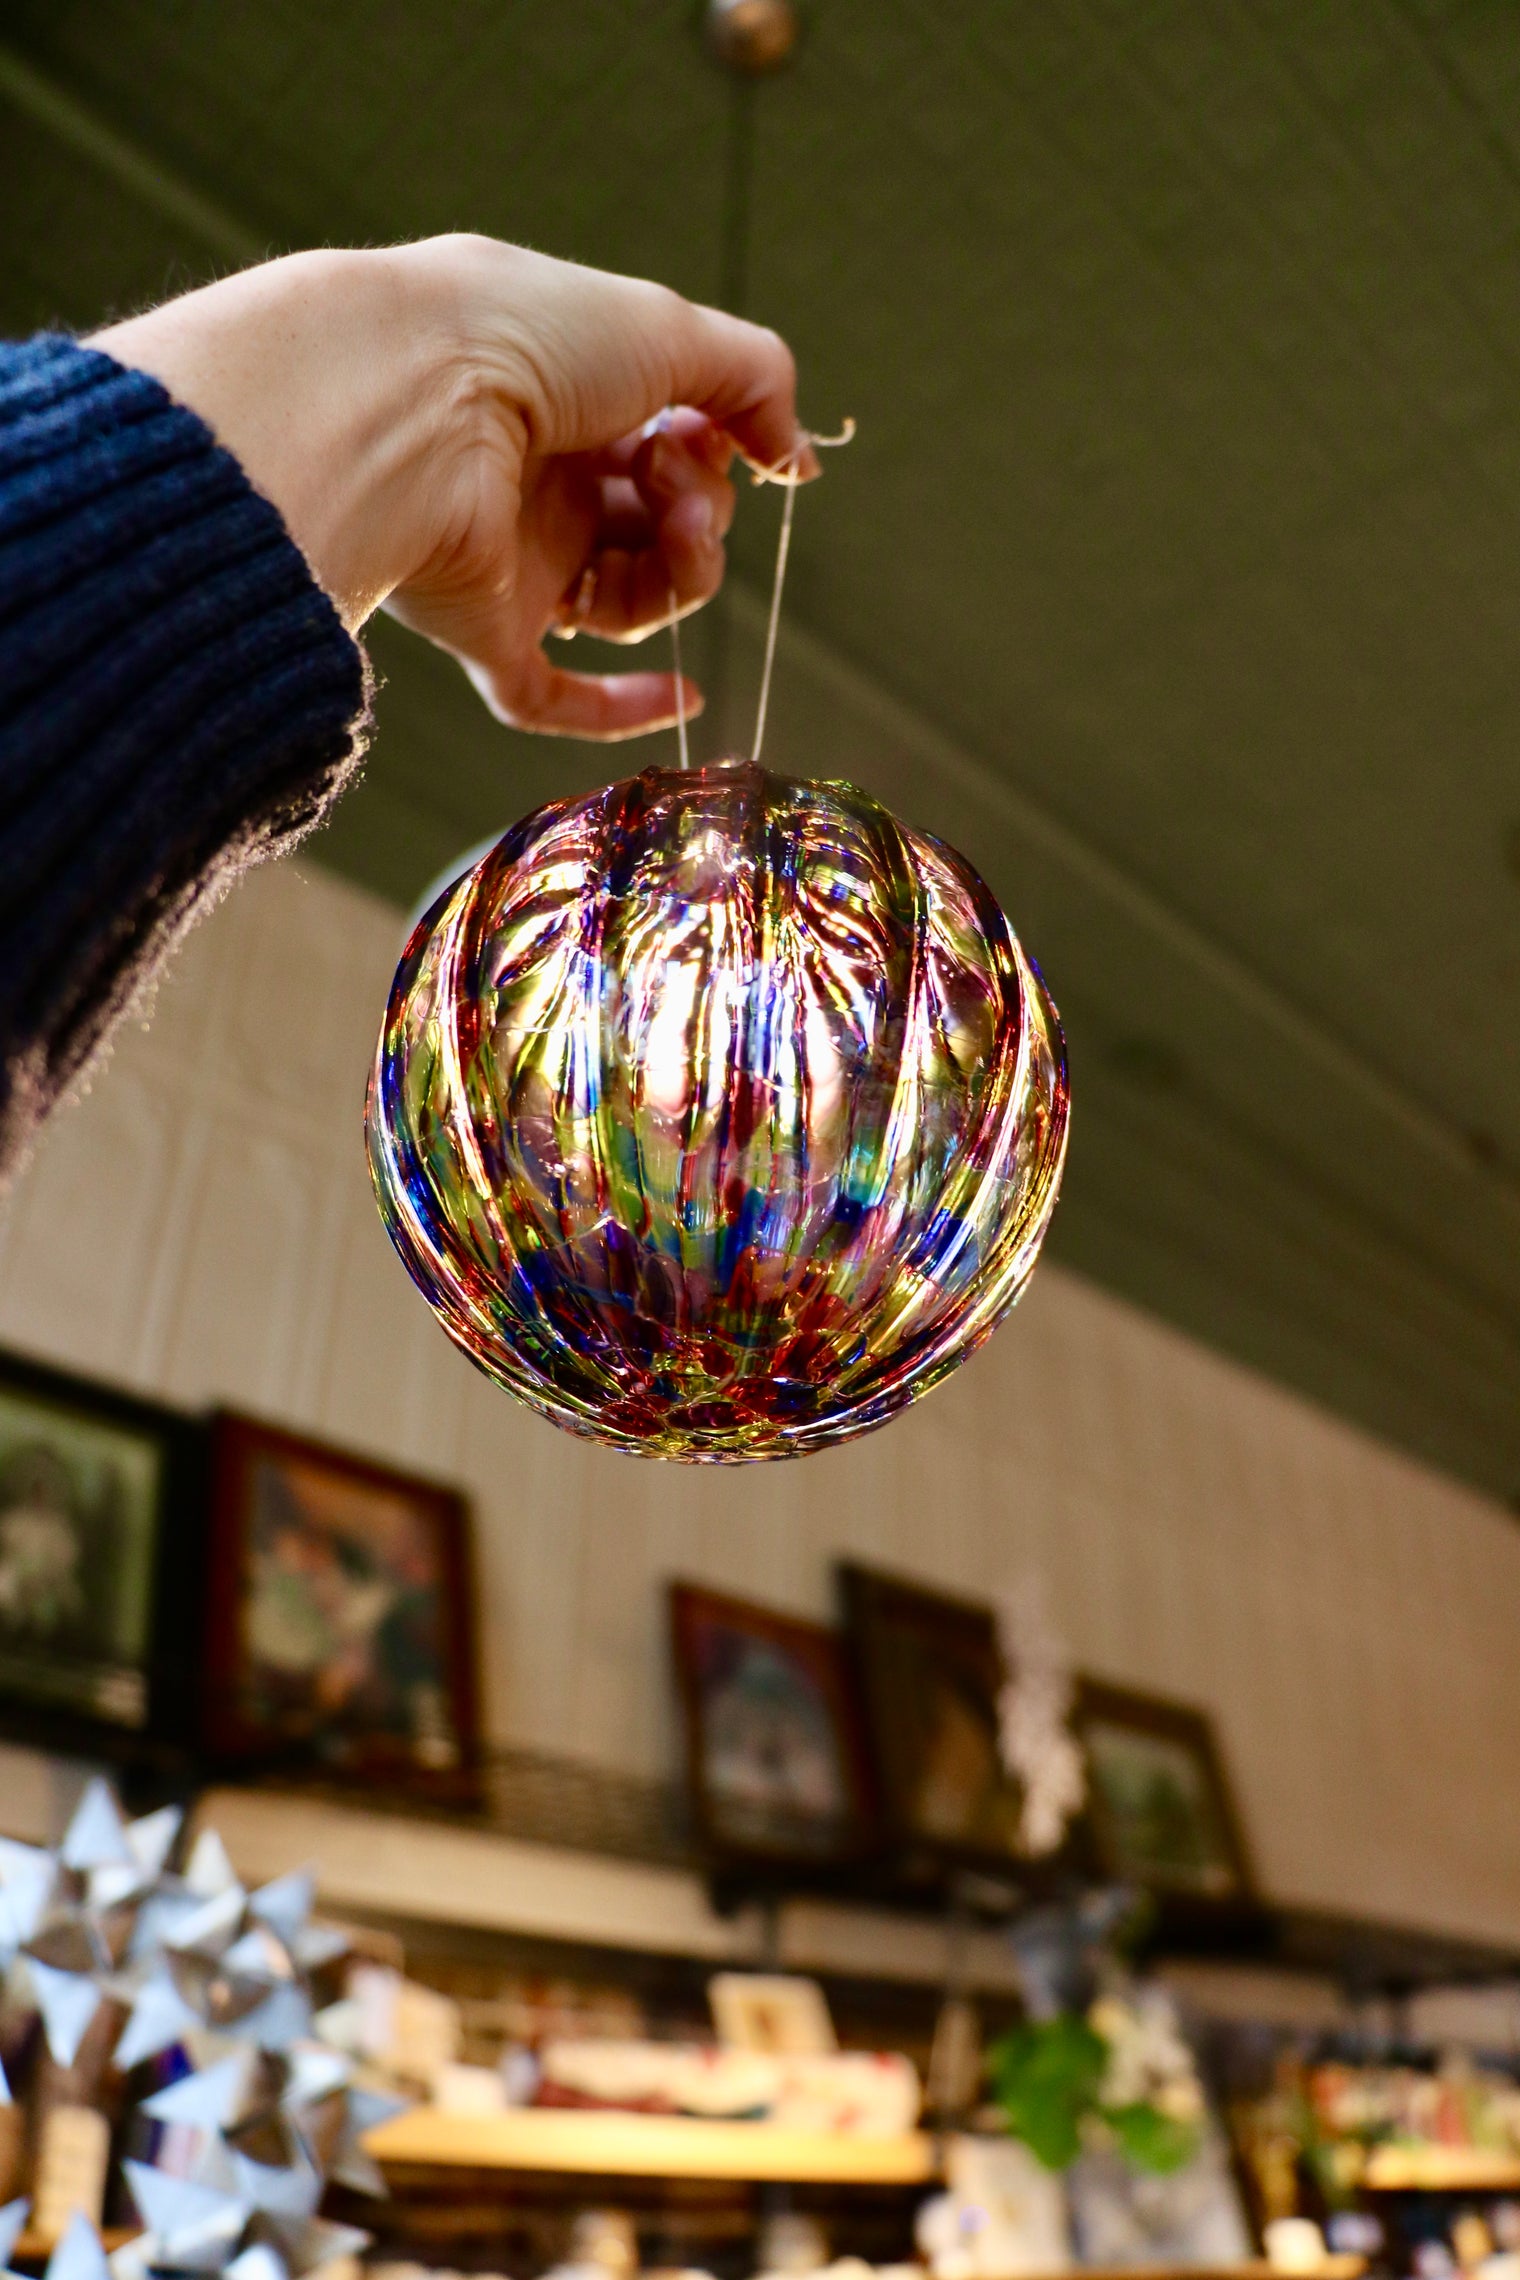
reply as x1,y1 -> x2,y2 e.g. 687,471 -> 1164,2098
751,420 -> 855,767
665,417 -> 853,772
668,587 -> 690,771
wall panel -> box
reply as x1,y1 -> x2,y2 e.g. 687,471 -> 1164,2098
1,859 -> 1517,1943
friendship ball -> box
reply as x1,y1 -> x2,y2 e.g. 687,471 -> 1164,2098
366,758 -> 1069,1461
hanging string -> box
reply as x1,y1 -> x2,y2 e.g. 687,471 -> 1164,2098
649,409 -> 853,773
668,587 -> 690,771
751,419 -> 855,767
751,463 -> 797,770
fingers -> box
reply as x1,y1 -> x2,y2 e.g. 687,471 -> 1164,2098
383,241 -> 830,742
552,420 -> 735,644
602,404 -> 735,478
633,418 -> 736,542
576,534 -> 712,647
498,246 -> 818,480
464,651 -> 706,742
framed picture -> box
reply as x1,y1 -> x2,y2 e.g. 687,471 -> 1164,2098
708,1972 -> 837,2054
0,1347 -> 202,1753
838,1560 -> 1023,1870
203,1411 -> 480,1795
669,1583 -> 876,1866
1072,1678 -> 1252,1901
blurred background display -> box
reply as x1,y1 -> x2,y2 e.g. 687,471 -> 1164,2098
4,9 -> 1520,2280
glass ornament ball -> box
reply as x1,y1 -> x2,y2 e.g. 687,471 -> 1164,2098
366,758 -> 1069,1461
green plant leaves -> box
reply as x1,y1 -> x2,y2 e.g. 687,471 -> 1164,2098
1106,2101 -> 1199,2175
989,2015 -> 1109,2171
989,2015 -> 1203,2175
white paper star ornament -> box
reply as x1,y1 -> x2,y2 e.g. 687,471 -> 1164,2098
27,1959 -> 102,2066
113,1969 -> 202,2070
60,1782 -> 132,1874
0,2197 -> 29,2268
45,2212 -> 113,2280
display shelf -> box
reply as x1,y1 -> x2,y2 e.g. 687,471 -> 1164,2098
363,2107 -> 937,2184
195,1784 -> 1520,2006
13,2232 -> 137,2265
199,1788 -> 1026,1994
1363,2145 -> 1520,2191
1049,2266 -> 1362,2280
1143,1897 -> 1520,1996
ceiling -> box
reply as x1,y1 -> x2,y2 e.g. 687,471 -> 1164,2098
4,2 -> 1520,1503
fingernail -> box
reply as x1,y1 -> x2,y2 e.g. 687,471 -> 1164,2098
671,491 -> 715,547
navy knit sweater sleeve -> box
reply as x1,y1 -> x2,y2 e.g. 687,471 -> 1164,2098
0,334 -> 369,1173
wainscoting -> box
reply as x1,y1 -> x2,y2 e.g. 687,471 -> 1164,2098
2,856 -> 1517,1943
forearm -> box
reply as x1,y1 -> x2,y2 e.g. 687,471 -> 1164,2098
0,334 -> 367,1175
90,245 -> 469,630
0,232 -> 807,1172
89,234 -> 812,734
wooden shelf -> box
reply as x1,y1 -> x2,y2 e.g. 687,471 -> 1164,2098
1363,2145 -> 1520,2191
1051,2267 -> 1362,2280
363,2107 -> 937,2185
13,2233 -> 138,2265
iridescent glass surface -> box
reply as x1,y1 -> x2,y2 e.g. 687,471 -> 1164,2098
366,759 -> 1068,1460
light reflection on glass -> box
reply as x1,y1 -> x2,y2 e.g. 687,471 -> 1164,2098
367,758 -> 1069,1462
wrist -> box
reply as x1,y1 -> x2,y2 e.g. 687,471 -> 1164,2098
92,247 -> 473,630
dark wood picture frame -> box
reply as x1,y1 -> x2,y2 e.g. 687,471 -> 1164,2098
0,1345 -> 204,1765
203,1409 -> 480,1799
838,1560 -> 1024,1875
1072,1677 -> 1253,1903
670,1582 -> 876,1869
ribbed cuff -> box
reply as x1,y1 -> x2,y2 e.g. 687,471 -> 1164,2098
0,334 -> 371,1172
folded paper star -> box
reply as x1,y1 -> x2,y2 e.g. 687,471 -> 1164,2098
0,1780 -> 401,2280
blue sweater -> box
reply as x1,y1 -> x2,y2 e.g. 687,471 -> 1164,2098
0,334 -> 368,1172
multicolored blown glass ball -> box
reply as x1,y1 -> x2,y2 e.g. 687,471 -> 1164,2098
366,758 -> 1069,1461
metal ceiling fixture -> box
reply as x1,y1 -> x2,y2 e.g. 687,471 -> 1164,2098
705,0 -> 800,74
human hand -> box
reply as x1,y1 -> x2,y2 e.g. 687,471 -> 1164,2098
92,234 -> 817,739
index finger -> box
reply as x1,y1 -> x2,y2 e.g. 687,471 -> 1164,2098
476,243 -> 821,481
658,298 -> 821,482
